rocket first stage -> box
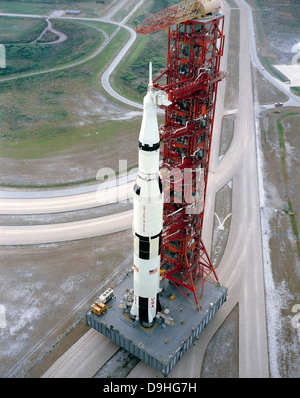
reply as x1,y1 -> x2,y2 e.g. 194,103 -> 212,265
130,63 -> 171,327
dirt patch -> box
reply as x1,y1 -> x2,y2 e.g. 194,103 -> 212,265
253,65 -> 289,105
93,348 -> 140,378
224,8 -> 239,110
274,64 -> 300,86
0,26 -> 141,187
258,106 -> 300,377
250,0 -> 300,66
0,87 -> 141,186
200,304 -> 239,378
211,181 -> 232,269
0,230 -> 133,378
219,115 -> 235,158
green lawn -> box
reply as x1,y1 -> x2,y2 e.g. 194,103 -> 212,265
0,0 -> 175,186
0,0 -> 117,18
0,17 -> 47,42
0,20 -> 104,77
0,25 -> 132,158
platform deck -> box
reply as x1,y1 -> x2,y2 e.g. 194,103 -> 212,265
86,271 -> 227,377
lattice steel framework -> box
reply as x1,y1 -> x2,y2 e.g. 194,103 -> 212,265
152,15 -> 225,308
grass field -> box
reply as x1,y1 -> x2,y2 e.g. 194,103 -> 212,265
1,20 -> 104,76
260,108 -> 300,258
0,17 -> 142,186
0,17 -> 47,43
0,0 -> 116,18
0,0 -> 181,186
258,106 -> 300,377
248,0 -> 300,89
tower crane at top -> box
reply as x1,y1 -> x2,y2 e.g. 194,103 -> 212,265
135,0 -> 226,309
137,0 -> 222,34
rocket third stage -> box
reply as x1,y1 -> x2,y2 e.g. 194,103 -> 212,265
130,63 -> 171,327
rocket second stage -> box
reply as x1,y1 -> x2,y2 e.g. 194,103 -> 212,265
130,63 -> 171,327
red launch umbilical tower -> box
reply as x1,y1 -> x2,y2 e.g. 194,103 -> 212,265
137,0 -> 225,309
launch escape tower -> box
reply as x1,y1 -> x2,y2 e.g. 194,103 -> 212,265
137,0 -> 225,309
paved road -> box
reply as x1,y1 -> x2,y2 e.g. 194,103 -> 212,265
30,18 -> 68,45
0,181 -> 134,215
31,17 -> 67,44
42,329 -> 120,378
101,0 -> 145,110
0,209 -> 133,245
215,0 -> 268,377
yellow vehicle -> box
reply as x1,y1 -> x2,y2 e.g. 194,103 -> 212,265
91,301 -> 107,316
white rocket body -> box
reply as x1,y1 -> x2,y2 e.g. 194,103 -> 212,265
130,63 -> 171,327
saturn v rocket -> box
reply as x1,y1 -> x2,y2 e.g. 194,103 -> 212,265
130,63 -> 171,327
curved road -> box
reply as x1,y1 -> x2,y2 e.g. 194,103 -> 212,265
0,181 -> 134,214
1,209 -> 133,245
31,17 -> 67,44
0,18 -> 111,83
